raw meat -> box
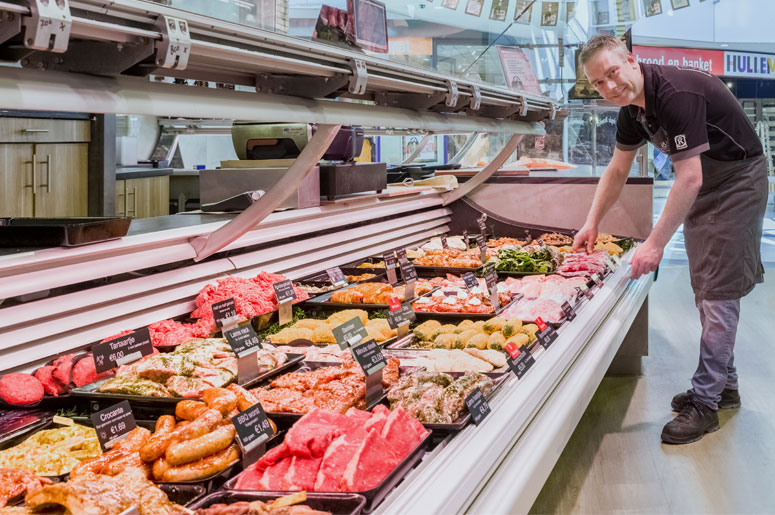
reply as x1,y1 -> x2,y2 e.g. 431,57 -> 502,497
33,366 -> 66,396
362,405 -> 390,435
285,409 -> 350,459
259,458 -> 292,490
282,457 -> 323,491
380,406 -> 427,458
345,407 -> 372,426
314,428 -> 369,491
0,374 -> 45,405
342,429 -> 400,491
51,354 -> 76,387
503,298 -> 564,323
71,355 -> 112,387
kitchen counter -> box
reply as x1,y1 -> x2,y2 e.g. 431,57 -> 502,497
116,166 -> 173,180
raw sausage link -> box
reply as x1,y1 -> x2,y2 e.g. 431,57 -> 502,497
165,424 -> 236,466
202,388 -> 238,416
139,415 -> 177,462
227,383 -> 259,411
114,426 -> 151,452
161,443 -> 239,482
152,457 -> 170,481
175,400 -> 207,421
170,408 -> 222,441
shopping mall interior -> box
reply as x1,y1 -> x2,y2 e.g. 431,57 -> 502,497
0,0 -> 772,513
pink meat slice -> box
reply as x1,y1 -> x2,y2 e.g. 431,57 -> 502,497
520,282 -> 543,299
341,429 -> 402,492
258,457 -> 293,490
51,354 -> 76,387
345,407 -> 372,426
363,405 -> 390,435
520,274 -> 546,284
71,355 -> 113,387
314,427 -> 369,491
33,366 -> 66,396
286,408 -> 350,459
282,457 -> 323,491
380,405 -> 428,459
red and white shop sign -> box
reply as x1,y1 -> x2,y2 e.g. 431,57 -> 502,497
632,45 -> 724,75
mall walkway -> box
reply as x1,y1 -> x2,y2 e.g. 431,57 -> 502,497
529,205 -> 775,514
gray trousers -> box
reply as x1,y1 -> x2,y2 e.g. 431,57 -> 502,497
690,297 -> 741,410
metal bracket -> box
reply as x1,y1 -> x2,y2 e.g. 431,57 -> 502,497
373,91 -> 446,110
254,73 -> 348,98
469,85 -> 481,111
0,10 -> 22,46
517,95 -> 529,117
549,102 -> 556,120
22,0 -> 71,53
445,80 -> 459,108
155,15 -> 190,70
348,58 -> 367,95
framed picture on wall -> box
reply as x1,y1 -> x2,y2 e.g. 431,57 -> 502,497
596,10 -> 609,25
464,0 -> 483,16
566,2 -> 575,21
645,0 -> 663,16
670,0 -> 689,9
489,0 -> 508,21
514,0 -> 532,23
540,1 -> 558,26
441,0 -> 460,9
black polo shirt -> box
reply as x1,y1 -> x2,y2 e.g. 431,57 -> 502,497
615,63 -> 762,161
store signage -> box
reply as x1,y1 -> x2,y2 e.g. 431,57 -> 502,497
326,267 -> 348,287
462,272 -> 479,290
505,342 -> 534,379
476,233 -> 487,263
465,388 -> 491,426
93,327 -> 153,374
591,273 -> 603,287
396,248 -> 409,264
400,260 -> 418,284
383,252 -> 398,285
273,280 -> 296,325
212,298 -> 238,329
233,401 -> 274,466
562,301 -> 577,321
91,400 -> 137,452
333,317 -> 368,350
463,230 -> 470,248
224,324 -> 262,385
351,338 -> 387,376
386,301 -> 415,330
441,234 -> 449,249
535,317 -> 558,349
633,45 -> 775,80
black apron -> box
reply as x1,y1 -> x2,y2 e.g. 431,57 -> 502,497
683,154 -> 768,300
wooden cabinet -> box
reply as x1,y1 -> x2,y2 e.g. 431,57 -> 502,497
116,176 -> 169,218
0,118 -> 90,218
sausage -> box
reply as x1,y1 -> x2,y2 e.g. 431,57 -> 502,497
170,408 -> 222,442
175,400 -> 207,421
139,415 -> 177,462
102,452 -> 151,478
70,451 -> 117,477
202,388 -> 238,416
165,423 -> 236,466
114,426 -> 151,452
227,383 -> 259,411
152,457 -> 170,481
161,443 -> 239,483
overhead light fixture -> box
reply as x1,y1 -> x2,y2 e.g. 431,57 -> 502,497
726,81 -> 734,88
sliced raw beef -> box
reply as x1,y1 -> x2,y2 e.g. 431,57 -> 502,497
363,404 -> 390,435
258,457 -> 293,490
286,408 -> 350,458
282,457 -> 323,490
0,373 -> 45,405
234,444 -> 290,489
51,354 -> 76,387
342,429 -> 401,491
380,405 -> 428,459
345,407 -> 371,426
314,427 -> 369,491
33,366 -> 67,396
71,354 -> 113,387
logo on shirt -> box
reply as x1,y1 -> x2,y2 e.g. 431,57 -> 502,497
675,134 -> 688,150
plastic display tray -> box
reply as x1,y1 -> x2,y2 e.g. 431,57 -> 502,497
302,282 -> 436,310
159,483 -> 208,508
412,294 -> 520,321
0,409 -> 54,447
225,432 -> 432,513
0,217 -> 131,247
187,491 -> 367,515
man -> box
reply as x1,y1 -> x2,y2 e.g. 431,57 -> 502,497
573,35 -> 768,444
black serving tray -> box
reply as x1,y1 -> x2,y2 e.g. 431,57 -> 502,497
189,491 -> 367,515
159,483 -> 208,508
70,353 -> 305,412
412,293 -> 520,321
302,282 -> 435,310
413,264 -> 484,276
0,408 -> 54,447
0,217 -> 131,247
226,431 -> 431,513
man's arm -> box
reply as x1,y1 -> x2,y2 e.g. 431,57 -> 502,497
572,147 -> 638,252
629,155 -> 703,279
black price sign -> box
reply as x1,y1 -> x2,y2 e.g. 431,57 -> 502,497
578,283 -> 594,300
484,266 -> 498,292
326,267 -> 347,287
212,298 -> 238,329
386,302 -> 415,330
562,301 -> 576,321
272,280 -> 297,303
233,401 -> 274,467
535,317 -> 558,349
477,215 -> 487,237
462,272 -> 478,290
463,230 -> 470,248
465,388 -> 491,426
91,400 -> 137,452
224,324 -> 262,357
396,248 -> 409,264
333,316 -> 369,350
383,252 -> 398,285
400,260 -> 418,284
441,234 -> 449,249
507,349 -> 535,379
93,327 -> 153,374
591,273 -> 603,287
475,233 -> 486,250
351,339 -> 387,376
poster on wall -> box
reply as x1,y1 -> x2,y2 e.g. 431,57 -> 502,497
540,1 -> 559,26
670,0 -> 690,9
645,0 -> 662,16
569,49 -> 602,100
566,2 -> 575,21
441,0 -> 460,9
465,0 -> 484,16
514,0 -> 533,23
618,0 -> 636,22
403,136 -> 437,162
496,46 -> 542,96
489,0 -> 509,21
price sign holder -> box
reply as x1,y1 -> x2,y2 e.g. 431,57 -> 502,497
326,266 -> 348,287
351,338 -> 386,406
333,316 -> 368,350
462,272 -> 478,291
273,280 -> 297,326
465,387 -> 491,426
396,248 -> 409,264
383,251 -> 398,285
612,254 -> 623,267
463,230 -> 470,249
578,282 -> 594,300
212,298 -> 239,330
562,301 -> 577,321
93,327 -> 153,374
400,260 -> 417,300
91,400 -> 137,452
387,298 -> 415,339
535,317 -> 558,349
477,214 -> 487,239
591,273 -> 603,288
505,342 -> 535,379
224,325 -> 262,385
233,401 -> 275,467
476,233 -> 487,264
483,264 -> 499,309
441,234 -> 448,249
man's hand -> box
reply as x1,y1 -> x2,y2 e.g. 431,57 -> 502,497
572,224 -> 598,254
629,239 -> 663,279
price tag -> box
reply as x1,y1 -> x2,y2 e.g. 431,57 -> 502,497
91,400 -> 137,452
212,298 -> 238,329
535,317 -> 558,349
326,267 -> 348,287
386,301 -> 415,332
476,233 -> 487,263
233,401 -> 274,467
477,214 -> 487,238
396,248 -> 409,264
333,316 -> 368,350
483,264 -> 499,309
351,338 -> 387,376
505,343 -> 535,379
562,301 -> 576,321
383,252 -> 398,285
440,234 -> 448,249
93,327 -> 153,374
273,280 -> 296,326
578,283 -> 594,300
465,387 -> 491,426
463,230 -> 470,249
224,325 -> 262,385
462,272 -> 479,290
400,261 -> 418,287
612,254 -> 623,266
591,273 -> 603,287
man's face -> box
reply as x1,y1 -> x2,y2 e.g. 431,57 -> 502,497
584,48 -> 643,106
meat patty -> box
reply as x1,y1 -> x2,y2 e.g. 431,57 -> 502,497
0,373 -> 45,405
33,366 -> 67,396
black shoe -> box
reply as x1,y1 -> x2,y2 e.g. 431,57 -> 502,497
661,399 -> 720,444
671,388 -> 741,411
